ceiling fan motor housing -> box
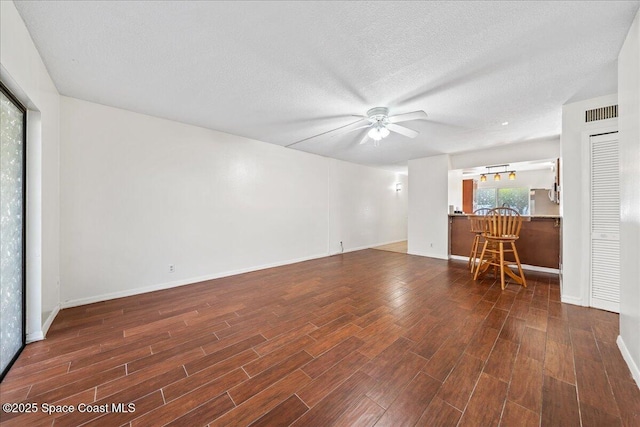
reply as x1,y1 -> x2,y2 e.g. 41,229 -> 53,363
366,107 -> 390,123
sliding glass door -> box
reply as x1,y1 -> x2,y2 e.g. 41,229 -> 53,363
0,83 -> 26,380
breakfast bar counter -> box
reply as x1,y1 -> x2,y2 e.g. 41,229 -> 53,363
449,214 -> 561,269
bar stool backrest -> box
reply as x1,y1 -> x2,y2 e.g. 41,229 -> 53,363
486,207 -> 522,238
469,215 -> 487,233
469,208 -> 491,233
473,208 -> 491,215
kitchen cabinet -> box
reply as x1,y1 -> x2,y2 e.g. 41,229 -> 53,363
462,179 -> 476,214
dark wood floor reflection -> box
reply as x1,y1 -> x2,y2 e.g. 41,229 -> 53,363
1,250 -> 638,426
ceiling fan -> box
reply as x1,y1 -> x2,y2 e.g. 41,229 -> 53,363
287,107 -> 428,147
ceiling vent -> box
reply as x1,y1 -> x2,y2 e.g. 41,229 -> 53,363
585,105 -> 618,122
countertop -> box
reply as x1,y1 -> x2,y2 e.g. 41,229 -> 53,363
448,213 -> 561,218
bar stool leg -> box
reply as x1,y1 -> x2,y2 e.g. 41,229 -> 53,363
468,235 -> 476,272
492,242 -> 499,278
499,242 -> 506,290
469,234 -> 480,273
511,241 -> 527,288
473,240 -> 488,281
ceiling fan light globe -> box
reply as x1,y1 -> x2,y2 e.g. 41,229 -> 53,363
380,127 -> 390,138
368,127 -> 383,141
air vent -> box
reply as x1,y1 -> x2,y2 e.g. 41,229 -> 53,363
585,105 -> 618,122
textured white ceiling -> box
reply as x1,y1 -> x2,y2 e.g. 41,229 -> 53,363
13,1 -> 640,172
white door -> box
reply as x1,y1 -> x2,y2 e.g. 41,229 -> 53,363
589,132 -> 620,312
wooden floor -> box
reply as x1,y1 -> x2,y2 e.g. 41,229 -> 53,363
372,241 -> 408,254
1,250 -> 639,426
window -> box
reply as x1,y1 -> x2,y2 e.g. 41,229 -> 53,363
476,187 -> 530,215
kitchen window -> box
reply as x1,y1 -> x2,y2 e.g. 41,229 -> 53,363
476,187 -> 530,215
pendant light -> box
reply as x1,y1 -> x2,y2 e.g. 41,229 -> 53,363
480,174 -> 487,182
509,171 -> 516,180
494,173 -> 501,181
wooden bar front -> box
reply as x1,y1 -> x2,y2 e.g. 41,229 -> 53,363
449,215 -> 561,269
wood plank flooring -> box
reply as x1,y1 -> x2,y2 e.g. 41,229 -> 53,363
1,249 -> 639,426
372,241 -> 408,254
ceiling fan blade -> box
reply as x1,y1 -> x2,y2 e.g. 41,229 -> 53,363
388,110 -> 428,124
331,123 -> 372,137
358,132 -> 370,145
286,117 -> 368,147
387,123 -> 419,138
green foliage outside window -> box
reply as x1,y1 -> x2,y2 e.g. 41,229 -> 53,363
476,188 -> 496,210
475,187 -> 530,214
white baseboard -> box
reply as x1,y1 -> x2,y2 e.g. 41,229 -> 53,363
519,265 -> 559,274
561,295 -> 587,306
371,238 -> 407,247
26,331 -> 43,343
449,255 -> 560,274
61,241 -> 412,309
25,305 -> 60,343
42,304 -> 60,337
60,252 -> 330,309
408,250 -> 449,260
331,244 -> 371,255
328,238 -> 408,256
617,335 -> 640,387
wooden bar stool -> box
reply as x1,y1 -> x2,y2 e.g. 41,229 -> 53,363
468,208 -> 490,274
473,207 -> 527,290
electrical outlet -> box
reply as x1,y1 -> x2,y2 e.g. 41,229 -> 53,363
169,264 -> 175,273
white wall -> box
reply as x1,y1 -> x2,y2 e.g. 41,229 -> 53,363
618,9 -> 640,385
408,154 -> 449,259
1,1 -> 60,340
328,160 -> 407,255
447,169 -> 463,212
560,93 -> 618,306
449,138 -> 560,170
60,97 -> 408,306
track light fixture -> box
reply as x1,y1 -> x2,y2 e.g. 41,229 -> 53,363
482,164 -> 516,182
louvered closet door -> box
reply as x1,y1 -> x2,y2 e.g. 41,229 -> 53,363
590,132 -> 620,313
